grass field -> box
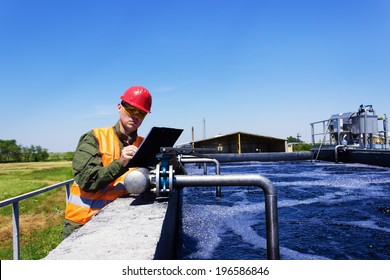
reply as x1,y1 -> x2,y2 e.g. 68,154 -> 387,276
0,161 -> 73,260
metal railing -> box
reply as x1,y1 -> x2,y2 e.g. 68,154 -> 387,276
0,179 -> 74,260
179,156 -> 222,196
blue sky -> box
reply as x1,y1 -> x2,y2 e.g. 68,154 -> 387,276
1,0 -> 389,152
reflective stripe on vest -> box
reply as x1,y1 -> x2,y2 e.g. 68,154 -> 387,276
65,126 -> 144,224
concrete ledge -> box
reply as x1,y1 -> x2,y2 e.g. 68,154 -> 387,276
45,190 -> 180,260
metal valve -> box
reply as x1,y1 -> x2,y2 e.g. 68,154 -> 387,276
155,153 -> 175,196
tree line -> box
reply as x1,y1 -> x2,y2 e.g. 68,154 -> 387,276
0,139 -> 50,163
287,136 -> 312,152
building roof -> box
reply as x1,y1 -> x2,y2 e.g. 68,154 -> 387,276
192,131 -> 287,144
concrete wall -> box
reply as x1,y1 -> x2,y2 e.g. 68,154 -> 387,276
45,190 -> 181,260
153,188 -> 181,259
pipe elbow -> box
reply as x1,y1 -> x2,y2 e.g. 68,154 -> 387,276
252,174 -> 277,196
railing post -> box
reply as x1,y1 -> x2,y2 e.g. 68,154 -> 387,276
65,182 -> 71,203
180,157 -> 222,197
12,202 -> 20,260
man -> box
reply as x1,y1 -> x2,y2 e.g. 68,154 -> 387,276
62,86 -> 152,239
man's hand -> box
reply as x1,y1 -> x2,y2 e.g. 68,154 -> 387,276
120,145 -> 138,166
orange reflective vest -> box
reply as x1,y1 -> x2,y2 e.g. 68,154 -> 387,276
65,126 -> 144,225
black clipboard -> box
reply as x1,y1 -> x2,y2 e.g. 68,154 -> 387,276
127,127 -> 183,167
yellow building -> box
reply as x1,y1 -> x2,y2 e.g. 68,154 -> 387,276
192,132 -> 287,154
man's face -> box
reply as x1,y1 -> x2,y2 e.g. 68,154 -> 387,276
118,102 -> 146,134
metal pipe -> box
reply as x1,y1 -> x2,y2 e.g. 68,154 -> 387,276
238,133 -> 241,154
180,157 -> 220,174
12,202 -> 20,260
126,170 -> 280,259
207,152 -> 312,163
364,107 -> 368,148
311,123 -> 315,145
334,145 -> 344,163
334,144 -> 361,163
0,179 -> 74,208
167,174 -> 280,260
65,182 -> 71,203
337,118 -> 343,145
0,179 -> 74,260
180,157 -> 222,196
384,115 -> 388,149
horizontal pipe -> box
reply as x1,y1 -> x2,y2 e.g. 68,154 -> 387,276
0,179 -> 74,208
172,174 -> 276,196
205,152 -> 312,163
179,157 -> 220,175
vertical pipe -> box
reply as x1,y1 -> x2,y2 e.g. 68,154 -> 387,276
215,163 -> 222,198
202,118 -> 206,139
364,108 -> 368,148
311,123 -> 315,144
212,158 -> 222,197
238,133 -> 241,154
192,127 -> 195,149
265,194 -> 280,260
384,115 -> 388,149
12,202 -> 20,260
338,118 -> 343,145
172,174 -> 280,260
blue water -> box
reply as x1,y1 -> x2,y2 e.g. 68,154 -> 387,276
177,161 -> 390,260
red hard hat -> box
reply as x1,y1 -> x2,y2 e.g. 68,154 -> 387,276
120,86 -> 152,113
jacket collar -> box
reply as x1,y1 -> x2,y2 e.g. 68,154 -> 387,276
114,121 -> 138,146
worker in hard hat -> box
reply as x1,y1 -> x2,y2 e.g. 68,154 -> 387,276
62,86 -> 153,239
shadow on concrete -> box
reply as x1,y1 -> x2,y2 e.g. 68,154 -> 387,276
129,191 -> 170,206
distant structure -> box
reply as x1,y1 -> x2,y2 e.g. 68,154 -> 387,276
191,132 -> 287,153
203,118 -> 206,139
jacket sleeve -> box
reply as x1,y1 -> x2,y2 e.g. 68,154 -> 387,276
72,131 -> 128,192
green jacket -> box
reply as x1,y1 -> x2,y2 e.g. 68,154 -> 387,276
72,122 -> 139,192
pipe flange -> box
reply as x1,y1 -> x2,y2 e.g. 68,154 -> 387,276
155,164 -> 160,197
169,165 -> 174,193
